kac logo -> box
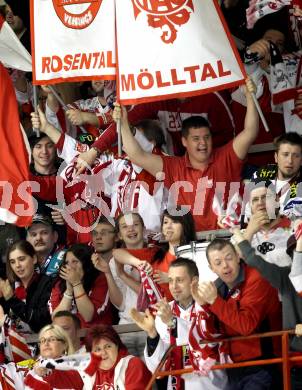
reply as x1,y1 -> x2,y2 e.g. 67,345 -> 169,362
52,0 -> 103,29
131,0 -> 194,44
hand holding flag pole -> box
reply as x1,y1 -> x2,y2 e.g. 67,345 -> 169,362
48,85 -> 86,134
245,76 -> 270,132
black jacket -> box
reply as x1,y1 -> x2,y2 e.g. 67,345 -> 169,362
1,274 -> 53,333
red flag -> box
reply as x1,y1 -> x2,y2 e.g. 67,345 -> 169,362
0,62 -> 33,226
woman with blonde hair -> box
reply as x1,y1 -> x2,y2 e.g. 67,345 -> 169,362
24,324 -> 83,389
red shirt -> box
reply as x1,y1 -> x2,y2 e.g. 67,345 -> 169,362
126,246 -> 159,262
49,273 -> 113,327
162,141 -> 243,232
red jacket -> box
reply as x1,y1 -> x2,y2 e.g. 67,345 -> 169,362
209,263 -> 281,362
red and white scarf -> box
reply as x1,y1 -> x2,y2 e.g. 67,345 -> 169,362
137,268 -> 163,314
188,305 -> 232,376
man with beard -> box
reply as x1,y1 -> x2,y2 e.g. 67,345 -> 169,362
253,132 -> 302,218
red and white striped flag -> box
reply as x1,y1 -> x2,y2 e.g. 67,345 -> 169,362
0,316 -> 32,364
0,62 -> 34,226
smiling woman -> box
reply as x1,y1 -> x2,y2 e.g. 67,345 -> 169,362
23,324 -> 84,389
0,240 -> 53,333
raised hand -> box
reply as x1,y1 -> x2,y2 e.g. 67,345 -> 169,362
197,282 -> 218,305
59,265 -> 83,287
191,279 -> 206,306
153,270 -> 169,284
91,253 -> 110,274
154,299 -> 173,326
30,106 -> 50,133
130,308 -> 157,338
66,109 -> 86,126
0,279 -> 14,301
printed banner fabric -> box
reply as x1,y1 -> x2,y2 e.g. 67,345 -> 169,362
30,0 -> 116,84
115,0 -> 246,104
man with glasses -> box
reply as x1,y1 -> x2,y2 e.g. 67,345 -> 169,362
91,217 -> 122,322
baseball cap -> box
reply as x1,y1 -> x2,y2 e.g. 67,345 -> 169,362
26,214 -> 53,230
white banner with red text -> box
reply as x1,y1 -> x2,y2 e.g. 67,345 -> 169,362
30,0 -> 116,84
115,0 -> 246,104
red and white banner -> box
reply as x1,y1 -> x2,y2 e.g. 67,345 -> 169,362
0,15 -> 32,72
30,0 -> 116,84
0,62 -> 33,227
115,0 -> 246,104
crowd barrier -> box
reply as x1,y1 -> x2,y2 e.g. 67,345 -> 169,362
146,329 -> 302,390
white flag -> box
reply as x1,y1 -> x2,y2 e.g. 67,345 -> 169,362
0,15 -> 32,72
115,0 -> 246,104
31,0 -> 116,84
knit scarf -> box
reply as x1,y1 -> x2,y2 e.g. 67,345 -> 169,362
136,268 -> 163,314
188,305 -> 232,376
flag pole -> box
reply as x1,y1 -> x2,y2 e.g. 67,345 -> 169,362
33,85 -> 40,137
251,92 -> 270,132
117,118 -> 122,157
48,85 -> 86,134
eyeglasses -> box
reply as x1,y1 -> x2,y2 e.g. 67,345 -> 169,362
39,336 -> 64,345
92,230 -> 115,237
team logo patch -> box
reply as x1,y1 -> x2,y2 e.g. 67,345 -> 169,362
131,0 -> 194,44
52,0 -> 103,29
230,288 -> 240,299
257,241 -> 275,255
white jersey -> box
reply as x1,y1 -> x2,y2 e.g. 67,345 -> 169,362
247,219 -> 293,267
144,301 -> 228,390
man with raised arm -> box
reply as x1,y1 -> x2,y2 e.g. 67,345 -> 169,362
112,78 -> 258,232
